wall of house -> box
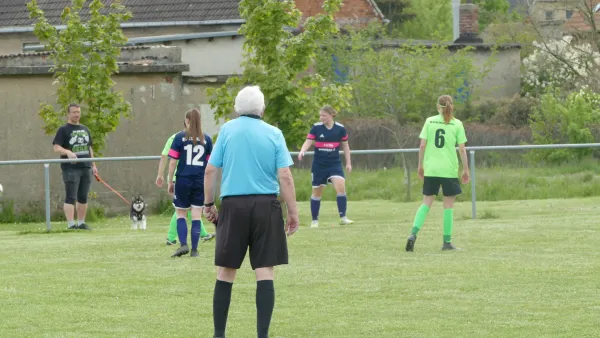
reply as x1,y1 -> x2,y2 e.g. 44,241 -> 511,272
530,0 -> 579,38
0,72 -> 225,217
295,0 -> 381,26
468,47 -> 522,100
0,24 -> 242,55
169,36 -> 245,76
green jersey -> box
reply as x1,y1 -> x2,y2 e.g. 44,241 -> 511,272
419,114 -> 467,178
162,132 -> 180,182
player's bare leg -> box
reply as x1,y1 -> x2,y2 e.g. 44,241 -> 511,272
64,203 -> 76,229
310,186 -> 324,228
332,177 -> 353,225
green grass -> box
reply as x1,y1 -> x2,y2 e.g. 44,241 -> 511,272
1,198 -> 599,337
3,161 -> 600,223
292,161 -> 600,203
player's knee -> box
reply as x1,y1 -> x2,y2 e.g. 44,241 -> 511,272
423,195 -> 435,207
217,267 -> 237,283
65,187 -> 77,204
77,192 -> 88,204
64,196 -> 76,205
255,267 -> 274,281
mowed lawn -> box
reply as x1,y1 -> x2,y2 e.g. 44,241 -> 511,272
0,198 -> 599,338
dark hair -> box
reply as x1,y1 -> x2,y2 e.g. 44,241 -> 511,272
320,105 -> 337,118
67,103 -> 80,113
437,95 -> 454,124
185,108 -> 204,145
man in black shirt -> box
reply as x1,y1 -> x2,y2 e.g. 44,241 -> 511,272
52,103 -> 98,230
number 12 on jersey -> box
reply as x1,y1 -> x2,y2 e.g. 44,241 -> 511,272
184,144 -> 206,166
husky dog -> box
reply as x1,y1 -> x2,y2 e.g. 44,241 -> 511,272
130,195 -> 147,230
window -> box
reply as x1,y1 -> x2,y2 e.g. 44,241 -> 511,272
545,10 -> 554,20
22,41 -> 41,53
566,10 -> 573,19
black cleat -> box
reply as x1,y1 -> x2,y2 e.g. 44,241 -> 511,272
77,223 -> 91,230
171,245 -> 190,257
201,233 -> 215,242
190,250 -> 199,257
442,242 -> 462,251
165,238 -> 177,246
67,224 -> 78,230
405,233 -> 417,252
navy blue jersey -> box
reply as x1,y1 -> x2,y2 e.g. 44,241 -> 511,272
168,131 -> 213,179
307,122 -> 348,167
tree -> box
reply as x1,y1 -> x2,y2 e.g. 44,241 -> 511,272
519,1 -> 600,95
373,0 -> 414,34
316,24 -> 495,124
315,24 -> 496,200
206,0 -> 352,149
527,87 -> 600,164
27,0 -> 133,156
469,0 -> 519,32
394,0 -> 454,41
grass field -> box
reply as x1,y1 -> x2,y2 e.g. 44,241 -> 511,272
1,197 -> 599,337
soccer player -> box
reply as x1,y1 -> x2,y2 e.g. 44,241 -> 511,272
298,105 -> 353,228
156,128 -> 214,245
167,108 -> 213,257
405,95 -> 470,252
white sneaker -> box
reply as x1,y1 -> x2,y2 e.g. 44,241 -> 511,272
339,217 -> 354,225
310,220 -> 319,228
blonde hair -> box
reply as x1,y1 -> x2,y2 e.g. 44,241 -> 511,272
437,95 -> 454,124
185,108 -> 204,145
320,105 -> 337,118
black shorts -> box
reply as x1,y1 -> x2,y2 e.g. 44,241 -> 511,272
215,194 -> 288,270
423,176 -> 462,197
62,167 -> 92,204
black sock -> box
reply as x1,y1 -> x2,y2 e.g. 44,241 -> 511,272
256,280 -> 275,338
213,280 -> 233,337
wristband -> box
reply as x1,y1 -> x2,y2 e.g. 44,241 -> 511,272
204,202 -> 215,207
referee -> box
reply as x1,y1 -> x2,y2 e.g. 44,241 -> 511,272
203,85 -> 299,338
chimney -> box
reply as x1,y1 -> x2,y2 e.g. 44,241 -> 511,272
454,2 -> 483,44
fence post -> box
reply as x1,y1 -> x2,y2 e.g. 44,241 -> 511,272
470,151 -> 476,219
44,163 -> 51,232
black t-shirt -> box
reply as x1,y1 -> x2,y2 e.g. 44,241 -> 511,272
52,123 -> 93,170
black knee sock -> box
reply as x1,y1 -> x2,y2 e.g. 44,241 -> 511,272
213,280 -> 233,337
256,280 -> 275,338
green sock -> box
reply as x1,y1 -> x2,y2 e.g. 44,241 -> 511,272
443,208 -> 453,243
167,211 -> 178,242
411,204 -> 430,235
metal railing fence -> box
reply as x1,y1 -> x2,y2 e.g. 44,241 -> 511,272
1,143 -> 599,231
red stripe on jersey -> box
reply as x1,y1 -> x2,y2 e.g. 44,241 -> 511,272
206,154 -> 210,162
341,135 -> 348,141
168,149 -> 180,159
307,133 -> 316,140
315,141 -> 340,148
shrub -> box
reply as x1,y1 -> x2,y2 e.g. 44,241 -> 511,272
488,95 -> 539,127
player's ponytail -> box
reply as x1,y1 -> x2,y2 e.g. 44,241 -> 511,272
185,108 -> 205,145
437,95 -> 454,124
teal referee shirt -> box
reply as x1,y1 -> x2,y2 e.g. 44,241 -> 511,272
208,115 -> 294,199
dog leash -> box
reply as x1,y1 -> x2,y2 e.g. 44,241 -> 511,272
94,173 -> 131,206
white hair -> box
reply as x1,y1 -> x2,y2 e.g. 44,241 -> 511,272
234,86 -> 265,116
